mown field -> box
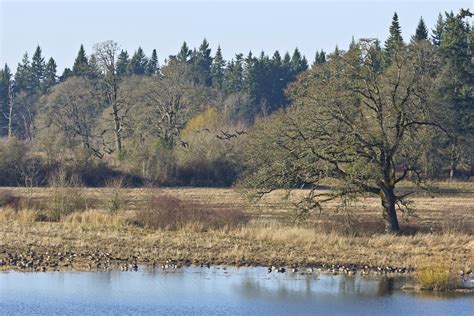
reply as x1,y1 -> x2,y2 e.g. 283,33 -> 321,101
0,183 -> 473,278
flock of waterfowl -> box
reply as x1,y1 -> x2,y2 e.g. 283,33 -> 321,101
0,249 -> 422,277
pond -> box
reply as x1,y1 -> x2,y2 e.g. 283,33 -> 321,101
0,266 -> 472,315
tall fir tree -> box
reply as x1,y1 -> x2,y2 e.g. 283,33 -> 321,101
349,36 -> 357,50
436,10 -> 474,178
127,47 -> 148,75
60,68 -> 73,82
432,13 -> 444,47
223,53 -> 244,94
384,12 -> 404,65
146,49 -> 159,76
31,45 -> 45,90
15,53 -> 34,92
116,50 -> 130,77
192,38 -> 213,86
211,45 -> 225,90
312,50 -> 326,67
72,44 -> 89,76
177,41 -> 191,63
0,64 -> 12,136
412,17 -> 428,42
290,48 -> 308,74
87,54 -> 101,79
41,57 -> 57,91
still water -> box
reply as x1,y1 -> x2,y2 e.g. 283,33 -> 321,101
0,266 -> 472,315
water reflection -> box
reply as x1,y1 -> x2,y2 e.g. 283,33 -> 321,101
0,266 -> 472,315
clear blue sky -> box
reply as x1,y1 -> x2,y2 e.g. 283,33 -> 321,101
1,0 -> 472,73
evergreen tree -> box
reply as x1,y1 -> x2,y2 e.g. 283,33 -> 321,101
42,57 -> 57,91
312,50 -> 326,67
432,13 -> 444,47
87,54 -> 101,79
384,12 -> 404,65
282,52 -> 291,67
349,36 -> 357,50
0,64 -> 12,136
146,49 -> 159,76
127,47 -> 148,75
116,50 -> 130,77
60,68 -> 73,82
72,44 -> 89,76
436,10 -> 474,178
177,41 -> 191,63
272,51 -> 282,66
223,54 -> 244,94
290,48 -> 308,73
412,17 -> 428,42
31,45 -> 45,90
15,53 -> 34,92
211,45 -> 225,90
192,38 -> 213,86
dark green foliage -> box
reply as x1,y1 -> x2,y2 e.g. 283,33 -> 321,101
15,53 -> 34,92
0,64 -> 12,136
127,47 -> 148,75
31,45 -> 45,90
435,10 -> 474,177
60,68 -> 73,82
191,38 -> 213,86
116,50 -> 130,77
312,50 -> 326,67
72,44 -> 89,77
146,49 -> 159,76
42,58 -> 57,91
412,17 -> 429,42
384,12 -> 404,65
211,46 -> 225,89
223,53 -> 244,94
290,48 -> 308,73
432,13 -> 444,47
177,41 -> 191,63
87,55 -> 101,80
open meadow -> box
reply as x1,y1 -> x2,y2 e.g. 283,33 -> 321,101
0,182 -> 472,281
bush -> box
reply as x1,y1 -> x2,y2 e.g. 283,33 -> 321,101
105,177 -> 127,213
134,195 -> 248,231
47,172 -> 91,221
0,191 -> 21,211
415,258 -> 458,291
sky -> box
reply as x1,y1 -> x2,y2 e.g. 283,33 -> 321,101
1,0 -> 472,73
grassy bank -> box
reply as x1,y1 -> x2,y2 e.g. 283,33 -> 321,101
0,185 -> 473,284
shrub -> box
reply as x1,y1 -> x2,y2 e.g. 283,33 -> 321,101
415,258 -> 458,291
0,191 -> 21,211
47,171 -> 90,221
134,195 -> 248,231
105,177 -> 127,213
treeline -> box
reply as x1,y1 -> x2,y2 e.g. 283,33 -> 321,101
0,10 -> 472,187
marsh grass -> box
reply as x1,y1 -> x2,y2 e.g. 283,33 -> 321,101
105,177 -> 127,214
62,210 -> 132,227
47,172 -> 91,221
0,185 -> 472,278
134,195 -> 249,232
415,258 -> 458,291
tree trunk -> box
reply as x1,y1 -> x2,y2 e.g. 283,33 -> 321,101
449,159 -> 456,180
7,82 -> 13,138
112,103 -> 122,156
381,187 -> 400,233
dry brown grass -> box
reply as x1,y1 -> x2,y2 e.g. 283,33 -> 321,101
414,257 -> 458,291
0,184 -> 472,272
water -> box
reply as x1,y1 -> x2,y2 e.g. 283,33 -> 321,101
0,267 -> 472,315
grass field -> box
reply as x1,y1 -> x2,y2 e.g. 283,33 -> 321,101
0,183 -> 473,280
